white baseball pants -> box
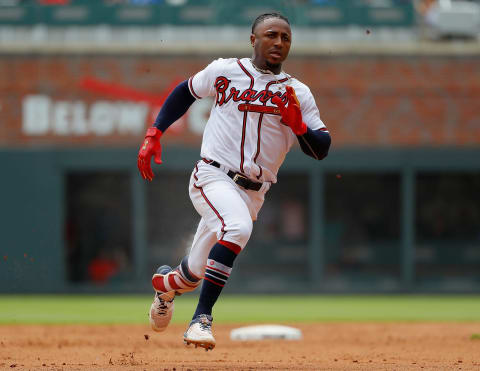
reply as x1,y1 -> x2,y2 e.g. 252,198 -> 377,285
186,160 -> 271,278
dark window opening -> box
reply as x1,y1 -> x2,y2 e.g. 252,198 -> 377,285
65,172 -> 133,284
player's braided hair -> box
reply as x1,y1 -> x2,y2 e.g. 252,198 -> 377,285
251,12 -> 290,34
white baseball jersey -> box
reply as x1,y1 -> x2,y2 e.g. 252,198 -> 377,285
188,57 -> 326,183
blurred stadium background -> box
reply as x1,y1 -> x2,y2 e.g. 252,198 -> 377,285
0,0 -> 479,295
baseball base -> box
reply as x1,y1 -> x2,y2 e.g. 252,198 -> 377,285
230,325 -> 302,341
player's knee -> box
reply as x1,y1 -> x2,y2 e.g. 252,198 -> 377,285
227,219 -> 253,247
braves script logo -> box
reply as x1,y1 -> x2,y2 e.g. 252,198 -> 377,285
214,76 -> 287,115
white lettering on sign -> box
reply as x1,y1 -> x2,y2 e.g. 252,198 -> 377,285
90,101 -> 115,136
22,95 -> 149,136
53,101 -> 71,135
22,95 -> 51,135
118,103 -> 149,134
72,102 -> 88,135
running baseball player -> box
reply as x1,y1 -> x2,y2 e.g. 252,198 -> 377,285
137,12 -> 331,351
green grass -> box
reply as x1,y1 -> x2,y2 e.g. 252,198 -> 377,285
0,295 -> 479,324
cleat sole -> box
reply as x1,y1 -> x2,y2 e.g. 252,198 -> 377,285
183,338 -> 216,351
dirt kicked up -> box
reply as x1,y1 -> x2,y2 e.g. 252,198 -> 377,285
0,323 -> 479,370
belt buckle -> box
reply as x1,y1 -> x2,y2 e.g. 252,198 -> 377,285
233,173 -> 246,183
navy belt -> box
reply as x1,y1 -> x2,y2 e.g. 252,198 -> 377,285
205,160 -> 262,191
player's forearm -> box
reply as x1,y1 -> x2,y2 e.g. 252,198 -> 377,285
154,80 -> 196,132
297,127 -> 331,160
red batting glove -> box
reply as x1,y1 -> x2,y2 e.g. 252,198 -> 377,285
137,127 -> 163,181
272,85 -> 307,136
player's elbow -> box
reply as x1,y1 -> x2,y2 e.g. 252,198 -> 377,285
298,130 -> 331,160
306,131 -> 330,160
316,133 -> 331,160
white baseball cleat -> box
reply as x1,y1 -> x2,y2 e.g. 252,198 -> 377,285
149,265 -> 175,332
183,314 -> 216,351
149,292 -> 175,332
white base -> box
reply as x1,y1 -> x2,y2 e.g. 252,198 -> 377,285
230,325 -> 302,341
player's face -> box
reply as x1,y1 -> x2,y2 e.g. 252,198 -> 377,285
251,17 -> 291,72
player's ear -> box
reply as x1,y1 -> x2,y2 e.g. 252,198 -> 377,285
250,34 -> 255,47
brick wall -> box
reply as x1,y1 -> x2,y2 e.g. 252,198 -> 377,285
1,54 -> 479,148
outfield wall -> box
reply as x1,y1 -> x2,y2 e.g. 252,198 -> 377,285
1,53 -> 479,293
1,54 -> 480,148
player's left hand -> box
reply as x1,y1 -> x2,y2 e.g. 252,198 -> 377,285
272,86 -> 307,136
137,127 -> 163,181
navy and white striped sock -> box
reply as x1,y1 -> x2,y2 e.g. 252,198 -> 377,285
152,256 -> 201,294
192,241 -> 239,319
178,256 -> 201,284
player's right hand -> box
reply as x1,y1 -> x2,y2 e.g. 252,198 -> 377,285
137,127 -> 163,181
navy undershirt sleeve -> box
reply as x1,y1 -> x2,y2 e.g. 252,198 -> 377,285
297,127 -> 331,160
153,80 -> 196,132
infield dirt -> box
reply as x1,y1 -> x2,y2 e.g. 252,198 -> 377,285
0,323 -> 479,370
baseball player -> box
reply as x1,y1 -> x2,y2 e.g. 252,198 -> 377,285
138,12 -> 331,351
